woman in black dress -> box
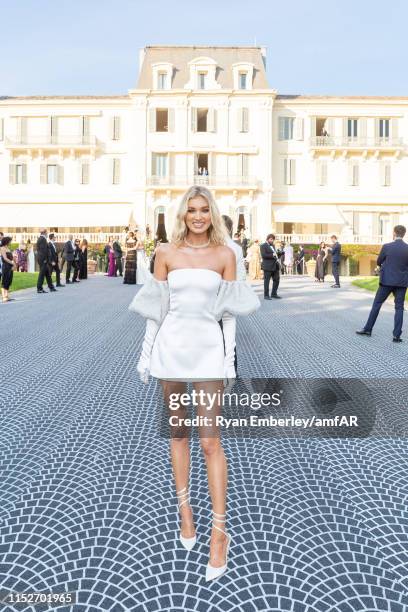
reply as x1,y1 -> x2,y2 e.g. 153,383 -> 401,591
1,237 -> 16,303
123,232 -> 137,284
79,239 -> 88,280
315,241 -> 328,282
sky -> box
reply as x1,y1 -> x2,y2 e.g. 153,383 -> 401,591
1,0 -> 407,97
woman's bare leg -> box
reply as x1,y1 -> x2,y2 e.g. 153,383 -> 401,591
195,380 -> 228,567
161,380 -> 195,539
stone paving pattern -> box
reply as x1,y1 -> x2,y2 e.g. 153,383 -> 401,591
0,275 -> 407,611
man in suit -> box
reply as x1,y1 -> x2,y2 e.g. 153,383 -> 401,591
72,238 -> 81,283
48,233 -> 64,287
356,225 -> 408,342
328,235 -> 341,287
296,245 -> 305,274
112,239 -> 123,276
63,234 -> 75,283
36,229 -> 56,293
260,234 -> 282,299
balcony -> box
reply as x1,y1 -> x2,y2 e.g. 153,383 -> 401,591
310,136 -> 404,153
5,134 -> 101,154
147,174 -> 260,189
276,233 -> 386,245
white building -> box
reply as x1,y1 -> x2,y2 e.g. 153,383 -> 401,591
1,44 -> 408,261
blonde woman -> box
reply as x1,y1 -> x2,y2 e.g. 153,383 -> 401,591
129,186 -> 260,581
247,239 -> 262,280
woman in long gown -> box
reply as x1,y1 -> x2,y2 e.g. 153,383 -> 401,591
26,240 -> 35,273
79,239 -> 88,280
135,231 -> 150,285
315,242 -> 328,282
107,241 -> 116,277
1,237 -> 15,303
129,185 -> 260,581
123,232 -> 137,284
247,239 -> 263,280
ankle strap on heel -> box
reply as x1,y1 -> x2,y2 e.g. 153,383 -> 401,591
212,511 -> 227,535
176,486 -> 190,509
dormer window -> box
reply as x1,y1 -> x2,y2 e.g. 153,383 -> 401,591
232,62 -> 254,90
152,63 -> 173,90
239,72 -> 247,90
198,72 -> 207,90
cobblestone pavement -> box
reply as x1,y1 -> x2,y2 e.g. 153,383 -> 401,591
0,275 -> 407,611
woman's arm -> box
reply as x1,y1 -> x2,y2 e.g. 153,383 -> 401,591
222,247 -> 236,281
0,247 -> 14,266
153,243 -> 169,280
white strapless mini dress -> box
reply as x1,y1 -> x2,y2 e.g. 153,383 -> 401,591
129,267 -> 260,381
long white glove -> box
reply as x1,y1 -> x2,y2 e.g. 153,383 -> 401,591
221,312 -> 236,386
137,318 -> 159,383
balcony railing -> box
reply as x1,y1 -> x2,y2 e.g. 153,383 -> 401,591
310,136 -> 404,148
5,135 -> 99,147
147,174 -> 260,187
276,233 -> 386,245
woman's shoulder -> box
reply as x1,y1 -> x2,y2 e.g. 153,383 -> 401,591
214,243 -> 235,260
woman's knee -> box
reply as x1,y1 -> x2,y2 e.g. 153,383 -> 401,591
200,437 -> 222,456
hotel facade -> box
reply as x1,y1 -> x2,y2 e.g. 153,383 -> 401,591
1,45 -> 408,267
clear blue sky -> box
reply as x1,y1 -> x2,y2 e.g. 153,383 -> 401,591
1,0 -> 407,97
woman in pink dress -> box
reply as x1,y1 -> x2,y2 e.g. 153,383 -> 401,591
107,242 -> 116,277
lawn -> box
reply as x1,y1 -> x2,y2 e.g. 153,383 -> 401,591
9,272 -> 39,292
352,276 -> 408,301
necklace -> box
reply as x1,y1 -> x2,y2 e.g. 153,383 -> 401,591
184,237 -> 210,249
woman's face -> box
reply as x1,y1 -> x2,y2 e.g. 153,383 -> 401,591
184,195 -> 212,236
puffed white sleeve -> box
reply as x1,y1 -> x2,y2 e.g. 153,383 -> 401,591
128,275 -> 170,383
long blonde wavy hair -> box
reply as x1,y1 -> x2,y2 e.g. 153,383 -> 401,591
171,185 -> 229,247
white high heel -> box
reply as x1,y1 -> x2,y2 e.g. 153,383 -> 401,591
205,511 -> 231,581
176,486 -> 196,551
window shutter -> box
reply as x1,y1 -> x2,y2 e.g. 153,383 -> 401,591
191,107 -> 197,132
310,116 -> 316,139
22,163 -> 27,184
112,116 -> 121,140
57,164 -> 64,185
82,116 -> 90,138
17,117 -> 27,143
113,158 -> 120,184
294,117 -> 304,140
51,116 -> 58,143
241,153 -> 249,177
279,117 -> 285,140
9,164 -> 15,185
242,107 -> 249,132
327,118 -> 335,137
149,108 -> 156,132
81,162 -> 90,184
151,153 -> 157,175
210,152 -> 216,176
168,108 -> 175,132
290,159 -> 296,185
237,108 -> 243,132
359,118 -> 367,143
321,161 -> 327,185
385,163 -> 391,186
208,108 -> 216,132
391,118 -> 398,142
283,158 -> 288,184
168,153 -> 175,178
342,117 -> 348,140
0,118 -> 3,140
40,164 -> 47,184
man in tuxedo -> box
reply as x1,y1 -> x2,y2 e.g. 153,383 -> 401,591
48,233 -> 64,287
328,235 -> 341,287
72,239 -> 81,283
63,234 -> 75,283
296,245 -> 305,274
112,239 -> 123,276
36,229 -> 56,293
356,225 -> 408,342
260,234 -> 282,299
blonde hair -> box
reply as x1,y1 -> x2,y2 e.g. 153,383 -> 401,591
171,185 -> 228,247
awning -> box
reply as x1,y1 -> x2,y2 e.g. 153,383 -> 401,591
274,204 -> 346,225
0,203 -> 134,227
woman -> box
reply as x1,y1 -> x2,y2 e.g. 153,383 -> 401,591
129,186 -> 260,581
315,241 -> 328,282
14,243 -> 27,272
150,227 -> 169,274
26,239 -> 35,273
103,237 -> 113,274
106,240 -> 116,277
79,239 -> 88,280
247,239 -> 262,280
1,237 -> 16,303
123,231 -> 137,284
135,231 -> 150,285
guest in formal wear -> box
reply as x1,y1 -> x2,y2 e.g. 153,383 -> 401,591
128,185 -> 260,581
79,239 -> 88,280
36,229 -> 56,294
103,237 -> 113,273
107,241 -> 116,277
356,225 -> 408,342
123,231 -> 137,284
284,243 -> 294,274
314,242 -> 328,282
63,235 -> 75,283
1,237 -> 15,303
72,239 -> 81,283
260,234 -> 282,299
296,245 -> 305,275
0,231 -> 3,285
14,243 -> 27,272
328,235 -> 341,288
247,239 -> 263,280
48,233 -> 64,287
112,239 -> 123,276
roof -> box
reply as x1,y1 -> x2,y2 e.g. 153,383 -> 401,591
276,94 -> 408,101
137,45 -> 269,89
0,95 -> 129,100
